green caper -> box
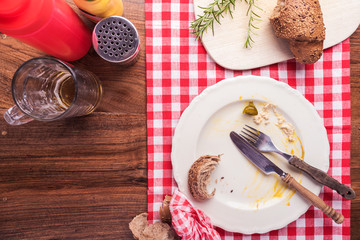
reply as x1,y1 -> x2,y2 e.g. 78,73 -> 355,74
243,101 -> 258,115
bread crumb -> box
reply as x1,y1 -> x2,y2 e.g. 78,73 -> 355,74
253,103 -> 276,124
230,190 -> 233,193
278,123 -> 295,142
2,131 -> 7,136
253,103 -> 295,142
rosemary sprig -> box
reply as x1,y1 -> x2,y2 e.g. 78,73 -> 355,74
190,0 -> 236,40
190,0 -> 262,48
244,0 -> 262,48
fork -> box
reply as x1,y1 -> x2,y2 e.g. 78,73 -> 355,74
240,124 -> 356,200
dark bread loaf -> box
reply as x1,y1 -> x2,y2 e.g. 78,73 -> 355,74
188,155 -> 221,201
270,0 -> 325,64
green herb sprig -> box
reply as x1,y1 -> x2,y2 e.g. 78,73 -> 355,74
190,0 -> 262,48
244,0 -> 262,48
190,0 -> 236,40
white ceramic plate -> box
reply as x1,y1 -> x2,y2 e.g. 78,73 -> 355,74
171,76 -> 330,234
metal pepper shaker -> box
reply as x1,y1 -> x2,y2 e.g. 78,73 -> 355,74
92,16 -> 140,65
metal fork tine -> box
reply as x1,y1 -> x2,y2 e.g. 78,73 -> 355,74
245,124 -> 261,133
243,127 -> 259,139
239,132 -> 256,144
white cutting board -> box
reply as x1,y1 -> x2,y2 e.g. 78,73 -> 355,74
194,0 -> 360,70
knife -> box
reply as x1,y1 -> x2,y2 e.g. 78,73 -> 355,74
230,131 -> 344,224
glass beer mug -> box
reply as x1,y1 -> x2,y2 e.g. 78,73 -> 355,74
4,57 -> 103,125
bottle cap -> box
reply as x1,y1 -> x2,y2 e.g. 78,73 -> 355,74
92,16 -> 140,65
0,0 -> 29,16
0,0 -> 51,35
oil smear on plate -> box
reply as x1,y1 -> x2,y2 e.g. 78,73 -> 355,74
196,98 -> 304,211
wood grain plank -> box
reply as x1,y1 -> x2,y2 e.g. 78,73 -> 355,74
0,0 -> 147,239
350,27 -> 360,237
1,188 -> 145,239
0,113 -> 147,239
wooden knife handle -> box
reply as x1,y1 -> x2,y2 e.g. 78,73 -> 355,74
282,173 -> 344,224
289,156 -> 356,200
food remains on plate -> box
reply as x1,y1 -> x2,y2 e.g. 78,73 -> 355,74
253,103 -> 296,142
243,101 -> 258,116
269,0 -> 326,64
188,155 -> 221,201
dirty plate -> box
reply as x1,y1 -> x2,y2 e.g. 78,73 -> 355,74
171,75 -> 329,234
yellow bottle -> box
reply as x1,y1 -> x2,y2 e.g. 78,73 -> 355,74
73,0 -> 123,21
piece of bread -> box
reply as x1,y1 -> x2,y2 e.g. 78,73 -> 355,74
129,212 -> 180,240
129,213 -> 148,240
159,195 -> 172,223
288,40 -> 323,64
188,155 -> 221,201
139,222 -> 178,240
269,0 -> 325,64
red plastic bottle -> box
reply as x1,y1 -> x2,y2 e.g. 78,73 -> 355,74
0,0 -> 92,61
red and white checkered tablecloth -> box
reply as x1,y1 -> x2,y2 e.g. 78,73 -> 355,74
145,0 -> 351,238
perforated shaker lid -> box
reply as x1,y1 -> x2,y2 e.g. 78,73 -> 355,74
92,16 -> 140,64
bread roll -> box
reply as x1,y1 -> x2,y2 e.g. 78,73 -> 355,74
270,0 -> 325,64
140,222 -> 178,240
188,155 -> 221,201
129,213 -> 148,240
159,195 -> 172,223
129,213 -> 179,240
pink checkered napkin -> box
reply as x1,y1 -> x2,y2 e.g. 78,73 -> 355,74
145,0 -> 351,238
170,188 -> 221,240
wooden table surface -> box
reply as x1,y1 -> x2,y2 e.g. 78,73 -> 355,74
0,0 -> 358,239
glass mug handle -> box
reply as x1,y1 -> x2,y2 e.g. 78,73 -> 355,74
4,105 -> 34,125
